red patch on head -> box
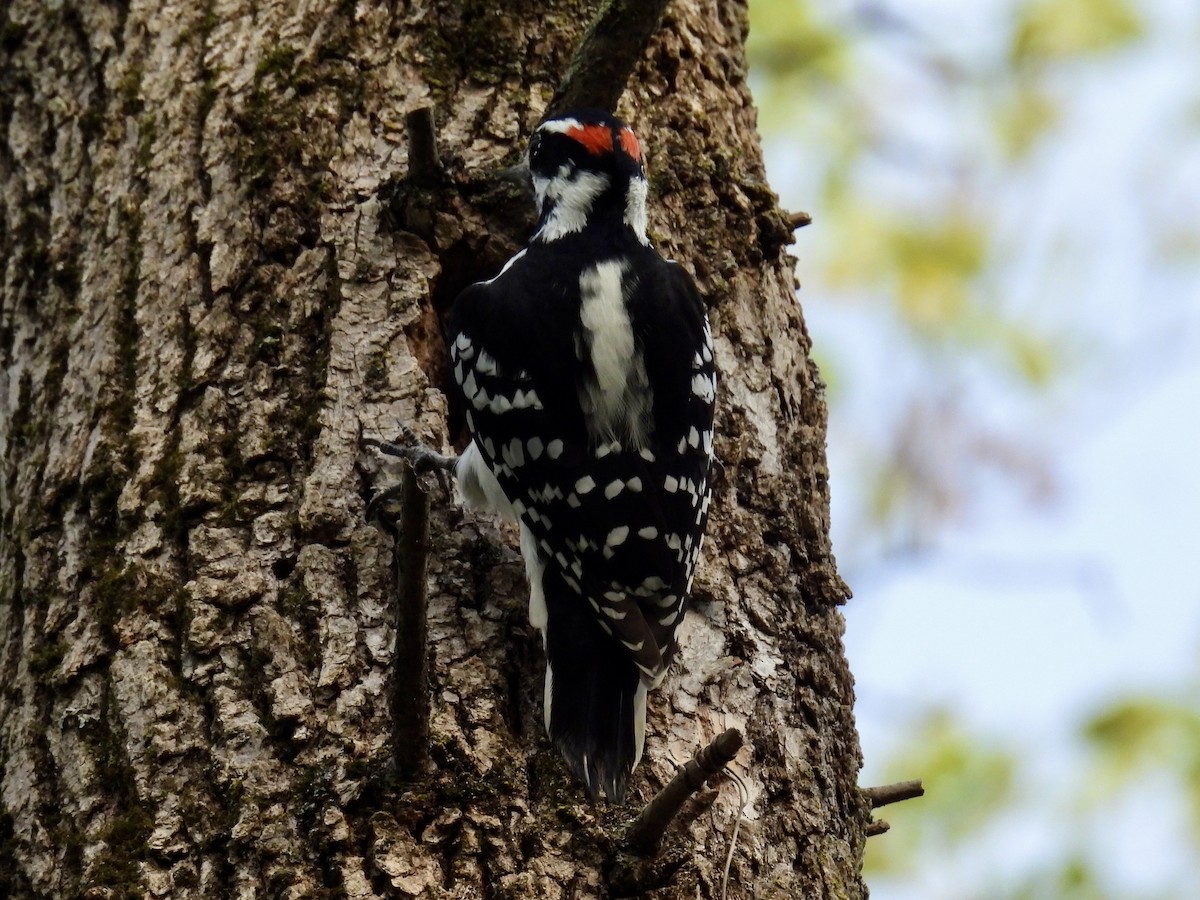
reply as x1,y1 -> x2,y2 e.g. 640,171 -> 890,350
619,127 -> 641,162
566,123 -> 614,156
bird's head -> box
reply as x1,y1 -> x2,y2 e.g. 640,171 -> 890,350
528,109 -> 649,244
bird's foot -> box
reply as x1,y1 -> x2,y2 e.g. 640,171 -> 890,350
362,423 -> 457,514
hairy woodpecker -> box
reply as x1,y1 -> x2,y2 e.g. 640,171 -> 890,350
380,109 -> 716,802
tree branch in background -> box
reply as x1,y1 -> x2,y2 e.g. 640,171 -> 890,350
547,0 -> 672,116
862,779 -> 924,809
624,728 -> 744,856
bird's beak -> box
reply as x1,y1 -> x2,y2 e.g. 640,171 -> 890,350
497,157 -> 530,186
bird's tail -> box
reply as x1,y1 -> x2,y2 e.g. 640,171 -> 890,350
541,567 -> 647,803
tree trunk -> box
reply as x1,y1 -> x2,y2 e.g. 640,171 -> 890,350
0,1 -> 865,897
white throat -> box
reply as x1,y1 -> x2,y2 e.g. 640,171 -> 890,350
533,168 -> 609,242
532,167 -> 650,245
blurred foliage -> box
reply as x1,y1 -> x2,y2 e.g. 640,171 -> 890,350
1084,692 -> 1200,841
1009,853 -> 1111,900
863,709 -> 1018,878
748,0 -> 1145,360
994,81 -> 1059,158
747,0 -> 1163,552
747,0 -> 1200,896
863,689 -> 1200,898
823,205 -> 989,337
746,0 -> 847,82
1011,0 -> 1143,66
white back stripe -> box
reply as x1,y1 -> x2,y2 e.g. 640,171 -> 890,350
578,259 -> 651,444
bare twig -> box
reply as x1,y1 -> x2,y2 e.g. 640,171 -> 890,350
862,779 -> 924,809
624,728 -> 744,855
392,464 -> 431,777
547,0 -> 672,117
865,819 -> 891,837
787,210 -> 813,229
406,106 -> 442,184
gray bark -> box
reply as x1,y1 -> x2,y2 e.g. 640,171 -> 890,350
0,1 -> 866,897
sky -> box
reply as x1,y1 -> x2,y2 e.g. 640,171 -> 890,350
756,0 -> 1200,894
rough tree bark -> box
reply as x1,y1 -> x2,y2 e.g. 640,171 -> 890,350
0,1 -> 866,897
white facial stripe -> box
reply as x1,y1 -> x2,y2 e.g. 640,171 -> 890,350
624,174 -> 649,245
534,169 -> 610,242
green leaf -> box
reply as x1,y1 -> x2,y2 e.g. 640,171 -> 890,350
1011,0 -> 1144,66
994,318 -> 1062,386
995,81 -> 1061,158
747,0 -> 847,81
890,218 -> 986,334
1082,693 -> 1200,844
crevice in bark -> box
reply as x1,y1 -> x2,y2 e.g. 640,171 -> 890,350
207,787 -> 239,895
503,617 -> 529,740
4,372 -> 34,503
9,181 -> 50,317
85,681 -> 153,897
28,584 -> 81,891
300,246 -> 343,463
0,541 -> 25,716
0,810 -> 35,898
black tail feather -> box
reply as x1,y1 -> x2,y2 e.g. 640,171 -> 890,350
542,569 -> 644,803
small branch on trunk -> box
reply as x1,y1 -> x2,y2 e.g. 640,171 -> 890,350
391,464 -> 431,777
862,779 -> 922,840
364,428 -> 458,776
624,727 -> 744,856
406,106 -> 443,184
787,210 -> 813,229
862,779 -> 924,809
547,0 -> 672,117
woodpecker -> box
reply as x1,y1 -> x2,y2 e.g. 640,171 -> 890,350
373,109 -> 716,802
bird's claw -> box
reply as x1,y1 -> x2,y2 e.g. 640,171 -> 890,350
362,426 -> 457,508
365,480 -> 406,522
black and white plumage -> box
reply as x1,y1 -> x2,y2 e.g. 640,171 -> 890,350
449,109 -> 716,802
